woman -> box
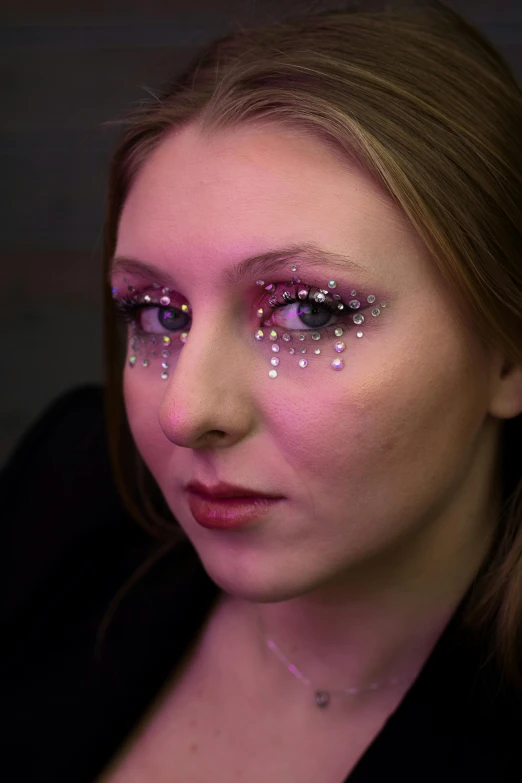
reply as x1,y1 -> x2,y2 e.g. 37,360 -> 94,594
4,1 -> 522,781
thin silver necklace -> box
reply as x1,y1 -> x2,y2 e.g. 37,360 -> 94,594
264,636 -> 403,709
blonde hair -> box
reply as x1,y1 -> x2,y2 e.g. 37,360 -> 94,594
100,1 -> 522,683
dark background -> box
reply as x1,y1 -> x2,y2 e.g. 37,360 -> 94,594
1,0 -> 521,469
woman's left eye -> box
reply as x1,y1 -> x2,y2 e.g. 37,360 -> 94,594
260,284 -> 350,335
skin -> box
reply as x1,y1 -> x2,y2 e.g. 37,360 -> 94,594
110,122 -> 522,720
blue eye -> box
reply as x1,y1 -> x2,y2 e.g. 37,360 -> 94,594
113,297 -> 190,335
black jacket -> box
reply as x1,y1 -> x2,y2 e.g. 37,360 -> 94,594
3,385 -> 521,781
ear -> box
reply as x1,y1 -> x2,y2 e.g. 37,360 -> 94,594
488,354 -> 522,420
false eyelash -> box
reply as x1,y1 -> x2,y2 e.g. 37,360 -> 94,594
112,296 -> 185,326
268,283 -> 341,318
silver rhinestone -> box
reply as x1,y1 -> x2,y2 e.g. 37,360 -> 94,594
298,289 -> 308,299
334,327 -> 343,337
381,301 -> 387,307
256,279 -> 265,286
282,333 -> 291,342
334,341 -> 346,353
162,288 -> 171,295
300,347 -> 306,353
282,290 -> 293,302
314,348 -> 321,354
372,308 -> 381,317
331,358 -> 344,370
290,264 -> 298,271
298,334 -> 305,341
367,294 -> 376,303
314,292 -> 326,303
311,332 -> 321,340
292,276 -> 301,283
337,303 -> 344,310
351,290 -> 357,296
142,359 -> 149,367
268,369 -> 278,378
128,355 -> 136,366
161,372 -> 168,380
299,359 -> 308,368
356,331 -> 364,338
160,296 -> 171,306
161,361 -> 168,369
143,294 -> 152,304
270,357 -> 280,366
272,344 -> 280,352
161,350 -> 169,358
269,330 -> 278,341
255,329 -> 264,340
353,313 -> 365,325
349,299 -> 360,309
327,280 -> 337,288
268,296 -> 278,306
289,348 -> 295,354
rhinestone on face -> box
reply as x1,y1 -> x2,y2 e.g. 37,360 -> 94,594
282,290 -> 293,302
152,283 -> 161,289
349,300 -> 360,309
161,361 -> 168,369
142,359 -> 149,367
161,350 -> 169,358
337,304 -> 344,311
314,292 -> 326,303
257,308 -> 264,317
367,295 -> 376,303
353,313 -> 365,325
265,284 -> 274,291
314,348 -> 321,354
162,336 -> 171,346
381,301 -> 387,307
268,296 -> 278,307
181,303 -> 189,312
333,293 -> 342,300
143,294 -> 152,304
161,372 -> 168,380
256,280 -> 265,286
128,355 -> 137,366
255,329 -> 264,340
282,333 -> 291,342
334,341 -> 346,353
299,359 -> 308,368
289,348 -> 295,354
298,289 -> 308,299
372,308 -> 381,317
357,331 -> 364,338
269,330 -> 278,341
162,288 -> 170,296
270,357 -> 280,366
351,290 -> 357,297
311,332 -> 321,341
290,264 -> 298,271
327,280 -> 337,288
160,296 -> 170,306
298,334 -> 305,341
180,332 -> 188,343
268,369 -> 278,378
300,347 -> 307,353
272,344 -> 280,352
331,358 -> 344,370
292,276 -> 301,283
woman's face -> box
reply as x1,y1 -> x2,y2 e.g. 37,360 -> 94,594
110,123 -> 500,601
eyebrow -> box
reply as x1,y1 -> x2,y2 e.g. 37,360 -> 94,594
109,242 -> 367,288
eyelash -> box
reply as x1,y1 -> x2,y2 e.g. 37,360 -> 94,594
112,282 -> 359,343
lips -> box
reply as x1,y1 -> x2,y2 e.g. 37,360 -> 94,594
185,479 -> 283,500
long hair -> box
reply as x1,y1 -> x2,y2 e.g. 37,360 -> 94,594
100,1 -> 522,683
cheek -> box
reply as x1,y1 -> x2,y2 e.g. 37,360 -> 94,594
123,365 -> 172,473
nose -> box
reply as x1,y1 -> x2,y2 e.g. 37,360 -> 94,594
157,313 -> 256,450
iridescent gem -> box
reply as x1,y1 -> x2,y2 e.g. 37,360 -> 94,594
161,349 -> 169,358
270,357 -> 280,366
128,355 -> 136,366
160,296 -> 171,306
162,336 -> 171,345
349,300 -> 360,309
299,359 -> 308,368
314,292 -> 326,303
311,332 -> 321,340
269,330 -> 278,341
331,358 -> 344,370
327,280 -> 337,288
272,344 -> 280,352
256,279 -> 265,286
353,313 -> 365,325
257,308 -> 264,317
268,369 -> 278,378
334,341 -> 346,353
255,329 -> 264,340
265,284 -> 274,291
367,295 -> 376,303
298,289 -> 308,299
161,361 -> 168,369
180,332 -> 188,343
334,327 -> 343,337
282,333 -> 291,342
372,308 -> 381,317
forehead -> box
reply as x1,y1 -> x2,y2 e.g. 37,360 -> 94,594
116,123 -> 429,292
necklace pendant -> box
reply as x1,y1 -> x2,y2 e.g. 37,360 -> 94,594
315,690 -> 330,708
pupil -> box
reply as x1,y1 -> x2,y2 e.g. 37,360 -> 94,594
298,303 -> 331,329
158,307 -> 189,331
